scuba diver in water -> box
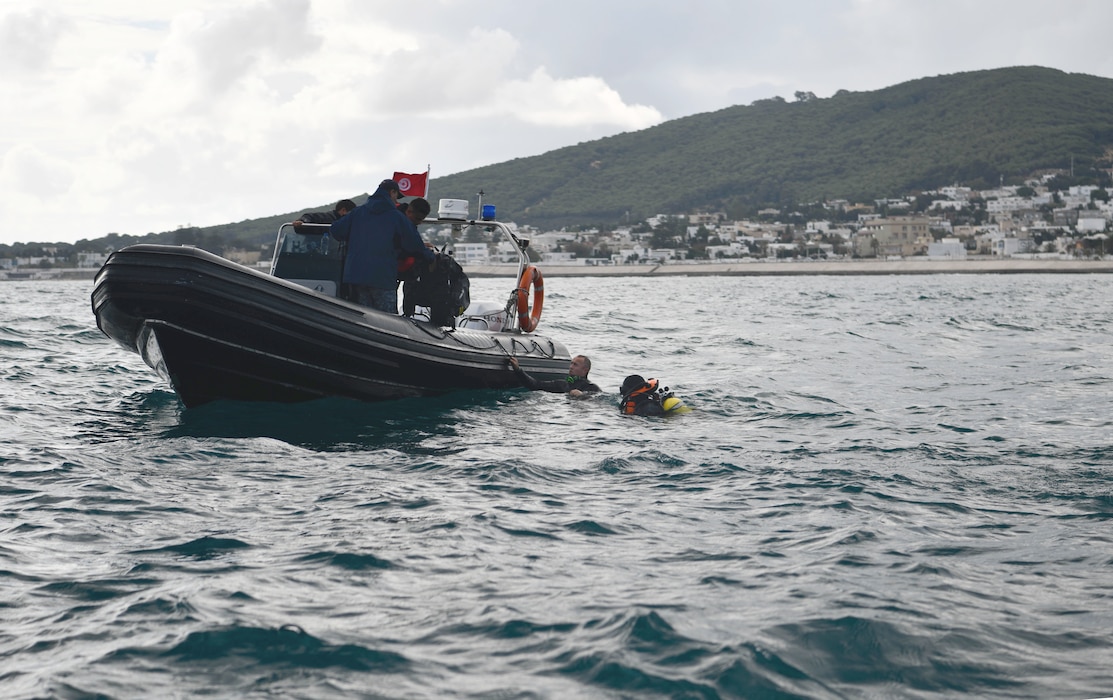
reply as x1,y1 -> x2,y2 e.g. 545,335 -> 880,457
619,375 -> 690,416
508,355 -> 600,398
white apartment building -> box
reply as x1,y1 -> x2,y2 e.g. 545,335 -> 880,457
985,194 -> 1052,214
927,238 -> 967,260
454,242 -> 490,265
1077,216 -> 1108,233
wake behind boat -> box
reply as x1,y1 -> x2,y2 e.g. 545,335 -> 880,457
91,199 -> 570,408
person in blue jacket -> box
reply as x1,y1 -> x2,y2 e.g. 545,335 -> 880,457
330,179 -> 435,313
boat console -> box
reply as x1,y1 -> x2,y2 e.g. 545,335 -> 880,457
268,196 -> 536,332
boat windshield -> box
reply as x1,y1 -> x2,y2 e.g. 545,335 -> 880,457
276,223 -> 331,256
269,223 -> 336,275
269,219 -> 529,280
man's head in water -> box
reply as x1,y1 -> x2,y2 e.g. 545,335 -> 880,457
570,355 -> 591,379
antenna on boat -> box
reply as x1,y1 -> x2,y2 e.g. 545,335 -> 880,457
476,188 -> 497,222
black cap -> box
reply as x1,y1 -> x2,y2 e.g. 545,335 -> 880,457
620,375 -> 646,396
379,179 -> 402,194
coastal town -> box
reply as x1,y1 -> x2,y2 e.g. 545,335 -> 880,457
435,175 -> 1113,269
3,174 -> 1112,280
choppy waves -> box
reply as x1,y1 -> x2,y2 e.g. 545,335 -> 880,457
3,277 -> 1113,698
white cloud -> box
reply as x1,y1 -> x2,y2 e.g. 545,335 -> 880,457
1,0 -> 1112,246
155,0 -> 321,97
0,8 -> 71,73
496,68 -> 662,129
1,144 -> 75,198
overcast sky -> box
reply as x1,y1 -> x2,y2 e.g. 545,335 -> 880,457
3,0 -> 1112,246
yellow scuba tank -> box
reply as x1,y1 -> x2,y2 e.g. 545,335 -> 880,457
661,396 -> 691,414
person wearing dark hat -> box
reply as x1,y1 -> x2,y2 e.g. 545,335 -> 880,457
507,355 -> 599,398
330,179 -> 434,313
619,375 -> 691,415
619,375 -> 690,416
619,375 -> 666,416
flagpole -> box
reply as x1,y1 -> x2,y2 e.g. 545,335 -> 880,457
425,164 -> 430,197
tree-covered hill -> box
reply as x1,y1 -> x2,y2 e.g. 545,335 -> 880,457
7,65 -> 1112,258
430,66 -> 1113,228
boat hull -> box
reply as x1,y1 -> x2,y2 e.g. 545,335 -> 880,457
91,245 -> 571,407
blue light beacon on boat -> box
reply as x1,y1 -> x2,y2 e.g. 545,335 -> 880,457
481,204 -> 496,221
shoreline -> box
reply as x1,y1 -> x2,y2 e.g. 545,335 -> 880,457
462,258 -> 1113,278
7,257 -> 1113,282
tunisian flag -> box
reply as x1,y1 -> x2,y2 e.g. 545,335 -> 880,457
393,170 -> 429,197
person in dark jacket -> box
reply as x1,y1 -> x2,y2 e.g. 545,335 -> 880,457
292,199 -> 356,229
397,197 -> 433,281
399,197 -> 432,238
508,355 -> 600,398
619,375 -> 690,415
330,180 -> 434,313
619,375 -> 666,415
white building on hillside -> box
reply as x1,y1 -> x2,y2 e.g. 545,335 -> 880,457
494,241 -> 521,263
939,186 -> 974,201
986,194 -> 1051,214
541,251 -> 578,264
1077,216 -> 1108,233
78,252 -> 110,268
931,199 -> 966,210
454,242 -> 490,265
927,238 -> 967,260
991,236 -> 1034,257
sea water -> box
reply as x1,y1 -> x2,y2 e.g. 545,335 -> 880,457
2,274 -> 1112,699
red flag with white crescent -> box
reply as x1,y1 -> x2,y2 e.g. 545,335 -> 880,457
393,171 -> 428,197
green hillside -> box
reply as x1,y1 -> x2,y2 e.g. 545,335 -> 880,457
429,66 -> 1113,228
7,65 -> 1112,259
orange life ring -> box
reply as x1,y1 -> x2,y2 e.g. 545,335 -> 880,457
515,265 -> 544,332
